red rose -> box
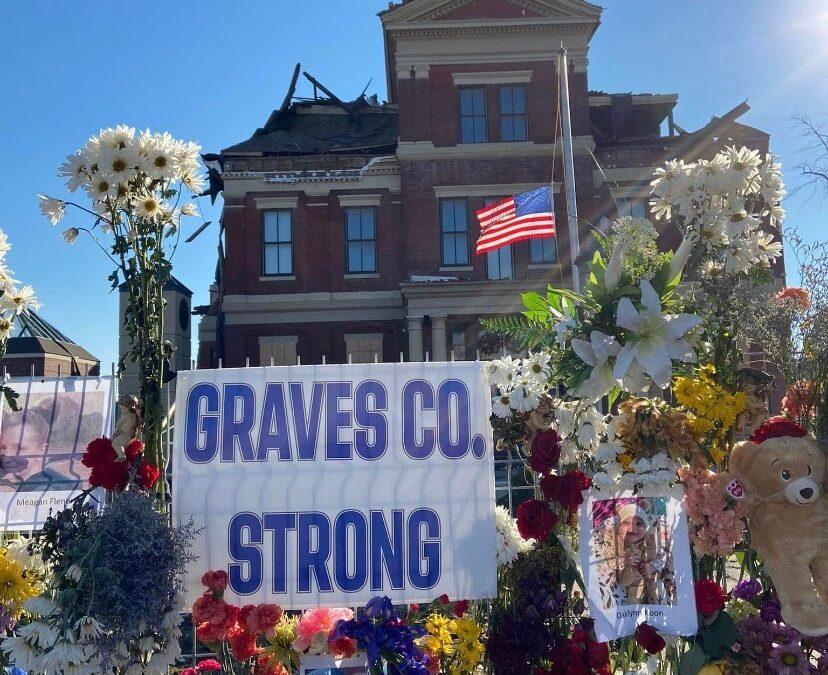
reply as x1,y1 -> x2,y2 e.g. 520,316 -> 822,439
229,626 -> 257,661
196,659 -> 223,672
437,593 -> 450,604
634,623 -> 666,654
201,570 -> 229,594
328,635 -> 357,658
124,438 -> 144,462
516,499 -> 558,541
409,603 -> 420,612
137,459 -> 161,490
750,415 -> 807,444
529,430 -> 561,475
694,579 -> 726,616
454,599 -> 470,617
541,470 -> 591,514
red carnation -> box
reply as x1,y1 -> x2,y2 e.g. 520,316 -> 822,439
586,640 -> 610,672
196,621 -> 225,644
193,593 -> 237,628
454,599 -> 470,617
635,623 -> 666,654
328,634 -> 357,658
196,659 -> 222,672
437,593 -> 450,604
694,579 -> 726,616
82,437 -> 117,468
137,459 -> 161,490
516,499 -> 558,541
229,625 -> 257,661
750,415 -> 807,445
181,669 -> 198,675
529,429 -> 561,475
244,603 -> 283,634
201,570 -> 229,594
124,438 -> 144,462
541,470 -> 591,515
89,458 -> 129,492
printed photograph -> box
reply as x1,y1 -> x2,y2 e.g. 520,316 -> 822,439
590,496 -> 676,609
0,386 -> 107,493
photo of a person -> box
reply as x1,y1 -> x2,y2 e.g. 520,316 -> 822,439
592,497 -> 676,608
0,383 -> 109,493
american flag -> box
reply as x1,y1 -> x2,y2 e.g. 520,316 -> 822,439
474,185 -> 556,254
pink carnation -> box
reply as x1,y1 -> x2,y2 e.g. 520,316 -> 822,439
240,603 -> 283,634
292,607 -> 355,653
679,466 -> 747,557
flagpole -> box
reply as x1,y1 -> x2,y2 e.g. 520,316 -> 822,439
558,44 -> 580,293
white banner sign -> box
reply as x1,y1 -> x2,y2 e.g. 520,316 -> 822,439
173,362 -> 497,610
0,377 -> 113,530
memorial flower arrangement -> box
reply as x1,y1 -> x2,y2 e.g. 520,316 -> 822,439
2,490 -> 195,673
477,145 -> 817,675
38,125 -> 206,485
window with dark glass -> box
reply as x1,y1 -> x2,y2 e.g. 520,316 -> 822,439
262,210 -> 292,276
499,85 -> 527,141
483,198 -> 513,279
618,198 -> 647,220
459,87 -> 487,143
530,236 -> 557,264
440,198 -> 469,266
345,207 -> 376,273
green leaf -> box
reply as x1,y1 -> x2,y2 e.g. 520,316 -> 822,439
678,644 -> 708,675
521,292 -> 548,314
706,611 -> 737,646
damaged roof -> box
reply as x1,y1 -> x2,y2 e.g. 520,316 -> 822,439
223,95 -> 399,157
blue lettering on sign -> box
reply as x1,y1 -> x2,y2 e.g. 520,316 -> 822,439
222,384 -> 257,462
402,380 -> 436,459
183,376 -> 487,463
228,512 -> 263,594
185,383 -> 220,463
257,383 -> 291,461
227,508 -> 442,596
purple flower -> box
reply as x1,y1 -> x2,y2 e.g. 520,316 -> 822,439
767,641 -> 810,674
731,578 -> 762,600
760,598 -> 783,622
365,595 -> 395,620
737,615 -> 773,663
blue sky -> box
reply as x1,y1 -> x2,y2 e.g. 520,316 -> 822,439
0,0 -> 825,367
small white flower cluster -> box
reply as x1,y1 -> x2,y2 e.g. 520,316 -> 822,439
486,353 -> 552,418
0,230 -> 39,342
611,216 -> 658,253
649,146 -> 784,275
548,399 -> 607,465
495,505 -> 535,566
591,416 -> 680,489
3,592 -> 183,674
38,124 -> 204,239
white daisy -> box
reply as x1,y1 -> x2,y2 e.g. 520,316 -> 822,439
61,227 -> 80,244
0,284 -> 39,314
58,153 -> 89,192
132,192 -> 164,222
492,394 -> 512,419
87,174 -> 118,201
180,201 -> 199,217
38,194 -> 66,225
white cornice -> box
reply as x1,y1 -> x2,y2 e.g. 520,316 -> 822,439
253,196 -> 298,209
452,70 -> 533,85
589,94 -> 678,107
380,0 -> 601,26
338,194 -> 383,207
397,136 -> 595,160
434,182 -> 560,198
222,291 -> 405,325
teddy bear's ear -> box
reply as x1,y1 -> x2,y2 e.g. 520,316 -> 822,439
729,440 -> 756,479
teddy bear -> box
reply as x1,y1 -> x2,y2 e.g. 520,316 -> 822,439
727,416 -> 828,636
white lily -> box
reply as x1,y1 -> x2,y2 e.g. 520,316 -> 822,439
614,280 -> 701,389
571,331 -> 651,400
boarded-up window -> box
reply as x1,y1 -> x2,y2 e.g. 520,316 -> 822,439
259,336 -> 298,366
345,333 -> 383,364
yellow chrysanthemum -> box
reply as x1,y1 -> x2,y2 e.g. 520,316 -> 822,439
0,552 -> 40,615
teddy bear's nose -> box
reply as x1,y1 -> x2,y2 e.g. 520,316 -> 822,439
800,487 -> 814,500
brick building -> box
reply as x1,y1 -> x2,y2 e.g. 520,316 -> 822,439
197,0 -> 774,368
